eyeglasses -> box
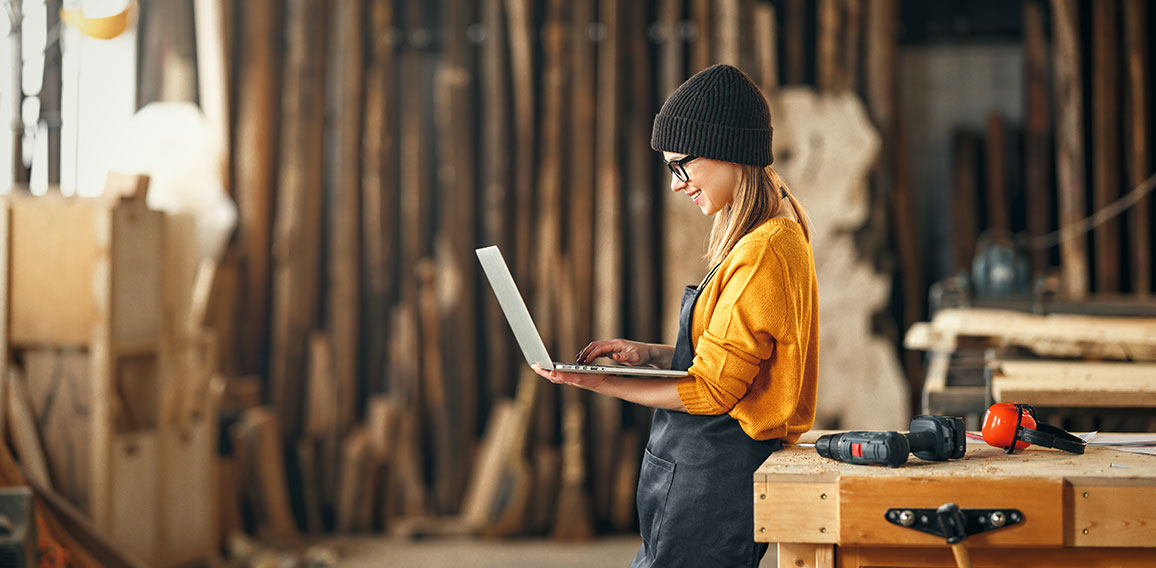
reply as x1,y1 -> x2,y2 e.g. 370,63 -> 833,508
664,155 -> 698,183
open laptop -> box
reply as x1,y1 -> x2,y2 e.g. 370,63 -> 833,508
476,245 -> 688,378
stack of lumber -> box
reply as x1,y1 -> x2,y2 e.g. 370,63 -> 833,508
906,307 -> 1156,428
0,174 -> 218,566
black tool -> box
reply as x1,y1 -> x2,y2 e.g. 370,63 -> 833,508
815,415 -> 967,468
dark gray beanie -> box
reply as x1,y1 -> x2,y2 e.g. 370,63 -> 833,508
651,64 -> 774,166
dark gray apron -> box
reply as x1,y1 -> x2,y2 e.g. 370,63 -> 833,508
630,267 -> 782,568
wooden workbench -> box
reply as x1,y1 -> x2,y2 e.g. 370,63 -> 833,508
754,431 -> 1156,567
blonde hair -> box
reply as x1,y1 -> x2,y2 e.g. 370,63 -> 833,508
706,165 -> 814,266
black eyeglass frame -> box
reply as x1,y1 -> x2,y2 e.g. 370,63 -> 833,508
664,155 -> 698,183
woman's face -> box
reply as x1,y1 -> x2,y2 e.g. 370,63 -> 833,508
663,152 -> 739,216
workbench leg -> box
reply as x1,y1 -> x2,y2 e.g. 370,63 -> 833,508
778,543 -> 835,568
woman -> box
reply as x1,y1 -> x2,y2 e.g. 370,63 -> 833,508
533,64 -> 819,567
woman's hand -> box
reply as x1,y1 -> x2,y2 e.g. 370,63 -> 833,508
532,365 -> 607,391
577,339 -> 669,367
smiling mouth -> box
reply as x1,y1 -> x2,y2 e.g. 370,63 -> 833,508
687,189 -> 702,201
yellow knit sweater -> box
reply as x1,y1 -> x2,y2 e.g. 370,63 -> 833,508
676,218 -> 819,442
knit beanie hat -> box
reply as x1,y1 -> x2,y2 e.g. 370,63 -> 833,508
651,64 -> 774,166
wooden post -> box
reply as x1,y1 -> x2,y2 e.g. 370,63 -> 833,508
593,0 -> 624,524
361,0 -> 397,395
1024,1 -> 1052,279
1050,0 -> 1089,299
842,0 -> 861,92
329,0 -> 363,435
270,0 -> 329,438
571,0 -> 597,350
952,131 -> 981,273
1123,0 -> 1150,295
658,0 -> 683,98
1092,0 -> 1121,293
232,408 -> 297,539
481,0 -> 515,399
417,261 -> 454,512
783,0 -> 806,85
817,0 -> 839,91
984,112 -> 1011,238
234,0 -> 280,376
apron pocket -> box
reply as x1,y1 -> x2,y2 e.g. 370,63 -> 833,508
637,448 -> 676,550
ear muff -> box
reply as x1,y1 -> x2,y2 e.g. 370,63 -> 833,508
982,403 -> 1087,455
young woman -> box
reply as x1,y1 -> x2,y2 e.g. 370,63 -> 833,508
533,64 -> 819,567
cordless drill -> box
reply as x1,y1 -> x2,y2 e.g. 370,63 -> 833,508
815,416 -> 966,468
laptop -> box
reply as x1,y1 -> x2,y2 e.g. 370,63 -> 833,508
476,245 -> 688,378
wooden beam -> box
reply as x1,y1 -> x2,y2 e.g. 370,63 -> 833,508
1050,0 -> 1089,299
506,0 -> 535,280
1123,0 -> 1150,295
1024,0 -> 1052,279
690,0 -> 712,73
715,0 -> 741,66
270,0 -> 329,438
1092,0 -> 1121,293
571,0 -> 597,352
6,368 -> 53,490
991,360 -> 1156,407
232,407 -> 297,539
841,0 -> 861,92
416,261 -> 455,512
816,0 -> 838,91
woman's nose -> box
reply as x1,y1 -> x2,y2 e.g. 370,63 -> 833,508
670,174 -> 688,191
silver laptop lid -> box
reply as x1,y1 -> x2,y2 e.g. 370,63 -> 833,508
476,246 -> 554,370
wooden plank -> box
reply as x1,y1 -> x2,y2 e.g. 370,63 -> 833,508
1123,0 -> 1150,295
109,432 -> 160,563
783,0 -> 806,85
158,415 -> 215,566
610,428 -> 640,532
816,0 -> 838,91
984,112 -> 1011,237
715,0 -> 740,66
336,426 -> 369,532
24,349 -> 90,512
506,0 -> 535,280
904,308 -> 1156,361
530,443 -> 561,535
570,0 -> 597,353
1092,0 -> 1121,293
5,368 -> 53,490
593,0 -> 624,524
303,333 -> 337,439
775,544 -> 834,568
690,0 -> 712,73
329,0 -> 363,437
9,196 -> 100,346
436,0 -> 479,512
459,400 -> 517,528
658,0 -> 683,97
1050,0 -> 1089,299
233,0 -> 280,375
361,0 -> 396,396
840,477 -> 1064,546
295,440 -> 324,533
841,0 -> 861,92
194,0 -> 231,191
1068,480 -> 1156,547
626,0 -> 657,345
753,3 -> 777,94
1024,0 -> 1052,279
417,261 -> 455,512
481,0 -> 515,400
950,130 -> 981,273
270,0 -> 328,439
232,407 -> 297,539
755,479 -> 838,544
991,360 -> 1156,407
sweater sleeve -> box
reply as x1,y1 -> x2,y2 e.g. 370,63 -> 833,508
677,242 -> 793,414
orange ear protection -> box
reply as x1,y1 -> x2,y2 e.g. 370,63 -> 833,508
981,403 -> 1086,455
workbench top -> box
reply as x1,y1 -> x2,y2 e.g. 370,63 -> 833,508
756,430 -> 1155,481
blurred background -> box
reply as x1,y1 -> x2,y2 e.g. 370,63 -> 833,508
1,0 -> 1154,566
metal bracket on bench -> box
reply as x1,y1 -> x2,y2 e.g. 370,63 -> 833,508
885,507 -> 1023,539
